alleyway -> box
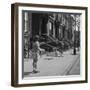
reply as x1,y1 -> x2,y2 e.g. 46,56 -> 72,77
24,49 -> 80,77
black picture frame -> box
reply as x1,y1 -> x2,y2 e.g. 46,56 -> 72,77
11,3 -> 88,87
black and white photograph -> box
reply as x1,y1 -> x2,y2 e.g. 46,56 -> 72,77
23,11 -> 81,77
11,3 -> 88,87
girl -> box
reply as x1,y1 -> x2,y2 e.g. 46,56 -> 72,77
32,35 -> 44,73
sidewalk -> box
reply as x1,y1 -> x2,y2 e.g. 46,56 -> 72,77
66,56 -> 80,75
24,49 -> 80,77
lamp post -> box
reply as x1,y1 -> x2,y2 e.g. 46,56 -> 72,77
77,14 -> 80,51
71,14 -> 77,55
73,14 -> 77,55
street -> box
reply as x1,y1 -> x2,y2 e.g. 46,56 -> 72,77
24,49 -> 80,77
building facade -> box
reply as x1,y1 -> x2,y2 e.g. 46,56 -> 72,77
23,11 -> 80,58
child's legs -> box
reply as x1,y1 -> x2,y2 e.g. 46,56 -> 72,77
32,53 -> 39,70
33,60 -> 37,69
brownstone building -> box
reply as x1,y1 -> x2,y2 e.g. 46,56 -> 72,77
22,11 -> 80,58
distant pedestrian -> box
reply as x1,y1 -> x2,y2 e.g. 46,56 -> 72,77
54,48 -> 59,57
55,39 -> 63,57
32,35 -> 45,73
58,42 -> 64,56
58,48 -> 63,56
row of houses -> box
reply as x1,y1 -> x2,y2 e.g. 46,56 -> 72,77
22,11 -> 81,58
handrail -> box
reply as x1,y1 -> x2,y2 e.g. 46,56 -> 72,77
41,34 -> 64,46
40,41 -> 61,50
41,34 -> 57,42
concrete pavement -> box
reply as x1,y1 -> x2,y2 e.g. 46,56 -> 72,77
66,56 -> 80,75
24,49 -> 80,77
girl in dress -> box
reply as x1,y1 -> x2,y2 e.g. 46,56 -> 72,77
32,35 -> 44,73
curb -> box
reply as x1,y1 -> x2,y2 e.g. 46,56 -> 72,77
61,54 -> 80,75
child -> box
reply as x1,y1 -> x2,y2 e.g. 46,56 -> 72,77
32,35 -> 44,73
